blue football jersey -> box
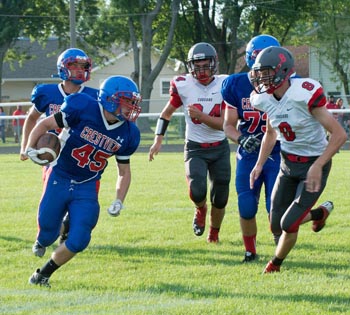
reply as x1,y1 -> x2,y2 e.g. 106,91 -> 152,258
53,93 -> 140,183
31,83 -> 99,117
221,72 -> 280,155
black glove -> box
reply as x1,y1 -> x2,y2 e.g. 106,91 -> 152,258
238,134 -> 261,153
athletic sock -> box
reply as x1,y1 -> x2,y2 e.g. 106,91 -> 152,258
310,208 -> 324,221
243,234 -> 256,254
40,259 -> 60,278
271,256 -> 284,266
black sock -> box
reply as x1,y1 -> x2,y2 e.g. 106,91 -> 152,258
271,256 -> 284,266
310,208 -> 324,221
40,259 -> 60,278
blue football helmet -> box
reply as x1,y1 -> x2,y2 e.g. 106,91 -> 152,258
245,35 -> 280,69
57,48 -> 92,84
98,76 -> 142,122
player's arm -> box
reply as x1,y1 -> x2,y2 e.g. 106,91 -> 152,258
223,103 -> 240,142
187,103 -> 224,130
26,115 -> 59,151
115,160 -> 131,203
250,118 -> 277,188
148,101 -> 177,161
313,106 -> 347,164
305,106 -> 347,192
20,107 -> 42,160
107,160 -> 131,217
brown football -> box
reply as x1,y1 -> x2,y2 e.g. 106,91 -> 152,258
36,133 -> 61,164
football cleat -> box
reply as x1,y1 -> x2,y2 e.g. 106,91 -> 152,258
242,251 -> 258,263
192,205 -> 207,236
263,260 -> 280,274
32,240 -> 46,257
312,201 -> 334,232
29,269 -> 51,288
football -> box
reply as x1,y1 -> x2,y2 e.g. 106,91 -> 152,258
36,133 -> 61,164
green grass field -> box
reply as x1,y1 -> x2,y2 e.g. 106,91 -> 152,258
0,151 -> 349,315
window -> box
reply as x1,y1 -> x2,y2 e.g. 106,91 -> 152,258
160,79 -> 170,97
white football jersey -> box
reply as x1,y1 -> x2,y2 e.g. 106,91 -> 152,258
170,74 -> 228,143
250,78 -> 328,156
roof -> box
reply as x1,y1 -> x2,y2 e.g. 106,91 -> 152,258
3,38 -> 310,80
3,37 -> 65,80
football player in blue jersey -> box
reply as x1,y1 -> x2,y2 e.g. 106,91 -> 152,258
221,35 -> 281,262
25,75 -> 142,287
20,48 -> 99,246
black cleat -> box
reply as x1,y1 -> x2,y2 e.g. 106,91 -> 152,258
29,269 -> 51,288
242,251 -> 258,263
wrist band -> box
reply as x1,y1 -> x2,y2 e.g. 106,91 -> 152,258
155,117 -> 170,135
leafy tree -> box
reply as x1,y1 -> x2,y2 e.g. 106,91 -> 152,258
86,0 -> 181,131
309,1 -> 350,102
166,0 -> 317,75
0,0 -> 100,99
0,0 -> 32,98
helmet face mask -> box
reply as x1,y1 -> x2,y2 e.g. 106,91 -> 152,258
57,48 -> 92,84
251,46 -> 295,94
98,76 -> 142,122
187,42 -> 218,83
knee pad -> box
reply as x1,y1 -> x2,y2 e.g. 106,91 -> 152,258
238,191 -> 258,220
65,231 -> 91,253
211,181 -> 229,209
280,202 -> 304,233
188,177 -> 207,203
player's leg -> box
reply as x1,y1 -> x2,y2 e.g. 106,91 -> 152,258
185,146 -> 208,237
299,162 -> 333,231
263,172 -> 298,273
32,171 -> 68,257
29,180 -> 100,287
207,143 -> 231,243
236,154 -> 261,261
262,151 -> 281,215
264,159 -> 331,273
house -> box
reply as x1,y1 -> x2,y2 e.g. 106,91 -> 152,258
2,38 -> 346,114
86,46 -> 185,112
1,37 -> 183,113
309,46 -> 348,106
2,38 -> 61,103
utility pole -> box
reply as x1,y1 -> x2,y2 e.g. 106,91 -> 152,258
69,0 -> 76,47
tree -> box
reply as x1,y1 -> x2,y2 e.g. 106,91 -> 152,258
0,0 -> 100,100
166,0 -> 317,75
86,0 -> 181,131
0,0 -> 31,99
309,1 -> 350,103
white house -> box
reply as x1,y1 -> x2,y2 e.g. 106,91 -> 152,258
309,46 -> 349,106
3,37 -> 347,113
1,38 -> 183,114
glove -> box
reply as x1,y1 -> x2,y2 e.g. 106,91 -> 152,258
107,199 -> 124,217
26,147 -> 50,165
238,134 -> 262,153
